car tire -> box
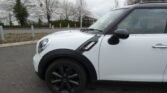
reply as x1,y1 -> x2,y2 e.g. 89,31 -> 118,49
45,59 -> 87,93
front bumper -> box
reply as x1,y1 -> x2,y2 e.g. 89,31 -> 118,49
33,54 -> 41,73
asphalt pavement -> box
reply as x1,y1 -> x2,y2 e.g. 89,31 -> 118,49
0,44 -> 167,93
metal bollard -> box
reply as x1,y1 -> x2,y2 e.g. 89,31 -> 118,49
31,25 -> 35,38
52,25 -> 54,29
68,23 -> 70,29
75,24 -> 76,28
49,24 -> 52,29
59,23 -> 61,29
0,26 -> 5,41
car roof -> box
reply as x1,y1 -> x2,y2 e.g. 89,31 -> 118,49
119,3 -> 167,10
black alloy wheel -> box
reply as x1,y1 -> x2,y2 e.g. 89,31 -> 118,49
45,59 -> 87,93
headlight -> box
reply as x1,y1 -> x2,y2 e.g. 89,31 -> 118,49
38,38 -> 49,53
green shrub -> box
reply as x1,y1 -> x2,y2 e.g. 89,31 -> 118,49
50,20 -> 80,28
0,22 -> 4,26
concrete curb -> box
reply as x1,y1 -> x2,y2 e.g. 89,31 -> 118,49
0,40 -> 38,48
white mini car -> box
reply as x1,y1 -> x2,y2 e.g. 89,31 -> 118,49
33,3 -> 167,93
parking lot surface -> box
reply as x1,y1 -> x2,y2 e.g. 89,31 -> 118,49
1,44 -> 167,93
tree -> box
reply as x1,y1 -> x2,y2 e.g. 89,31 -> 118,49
9,12 -> 13,26
76,0 -> 90,27
62,0 -> 70,20
0,0 -> 35,26
35,0 -> 91,24
13,0 -> 29,26
38,0 -> 59,24
114,0 -> 119,8
61,0 -> 79,20
0,21 -> 4,26
38,18 -> 43,26
0,0 -> 15,26
54,0 -> 91,22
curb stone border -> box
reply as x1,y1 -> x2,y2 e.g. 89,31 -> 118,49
0,40 -> 38,48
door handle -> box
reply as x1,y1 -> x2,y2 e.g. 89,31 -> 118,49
152,43 -> 167,48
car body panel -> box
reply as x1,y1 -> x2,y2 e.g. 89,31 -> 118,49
38,30 -> 94,57
33,3 -> 167,83
83,35 -> 104,79
99,34 -> 167,82
33,30 -> 95,72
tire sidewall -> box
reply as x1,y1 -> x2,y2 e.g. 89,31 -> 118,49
45,59 -> 87,93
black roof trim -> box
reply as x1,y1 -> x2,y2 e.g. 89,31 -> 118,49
120,3 -> 167,10
139,1 -> 167,4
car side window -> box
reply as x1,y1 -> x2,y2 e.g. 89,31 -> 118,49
117,9 -> 167,34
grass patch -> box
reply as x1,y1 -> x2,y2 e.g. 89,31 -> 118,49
0,33 -> 48,44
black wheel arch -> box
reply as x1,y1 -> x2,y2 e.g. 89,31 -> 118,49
37,49 -> 97,83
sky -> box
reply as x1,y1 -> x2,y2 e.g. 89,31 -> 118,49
69,0 -> 126,18
84,0 -> 126,18
0,0 -> 126,18
0,0 -> 127,24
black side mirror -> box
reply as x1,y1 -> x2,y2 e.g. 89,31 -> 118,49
114,29 -> 129,39
108,29 -> 129,45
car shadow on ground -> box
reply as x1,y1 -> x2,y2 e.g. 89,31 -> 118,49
36,79 -> 167,93
85,81 -> 167,93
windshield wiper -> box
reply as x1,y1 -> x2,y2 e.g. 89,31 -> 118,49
81,28 -> 103,32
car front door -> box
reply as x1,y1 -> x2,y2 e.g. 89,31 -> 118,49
99,8 -> 167,82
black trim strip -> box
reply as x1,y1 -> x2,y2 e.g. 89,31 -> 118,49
76,35 -> 101,53
37,49 -> 97,82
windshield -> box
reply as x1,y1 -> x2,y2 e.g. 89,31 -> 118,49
89,9 -> 128,32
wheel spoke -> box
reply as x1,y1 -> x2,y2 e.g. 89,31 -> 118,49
49,64 -> 81,93
51,79 -> 62,84
68,74 -> 78,79
69,80 -> 79,86
52,72 -> 62,78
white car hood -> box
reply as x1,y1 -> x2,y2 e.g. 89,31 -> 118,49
39,30 -> 95,56
47,30 -> 92,38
